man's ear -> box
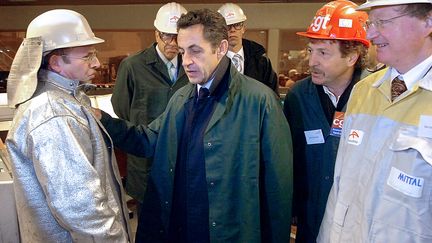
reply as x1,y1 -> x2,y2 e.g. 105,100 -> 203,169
424,12 -> 432,34
48,55 -> 63,73
347,51 -> 360,67
217,39 -> 229,59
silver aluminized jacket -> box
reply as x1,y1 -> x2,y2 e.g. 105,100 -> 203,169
6,70 -> 131,243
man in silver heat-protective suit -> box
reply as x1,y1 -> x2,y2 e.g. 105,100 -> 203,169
5,9 -> 131,243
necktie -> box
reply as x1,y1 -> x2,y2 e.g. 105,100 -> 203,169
391,76 -> 407,101
231,54 -> 243,73
198,87 -> 209,101
167,61 -> 176,83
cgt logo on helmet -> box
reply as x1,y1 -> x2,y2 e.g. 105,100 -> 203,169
311,14 -> 331,32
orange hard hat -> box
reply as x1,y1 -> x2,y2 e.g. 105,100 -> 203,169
297,0 -> 370,47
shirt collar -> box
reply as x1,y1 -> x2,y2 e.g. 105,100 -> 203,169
197,76 -> 214,93
322,86 -> 339,107
196,56 -> 230,98
156,44 -> 178,68
390,54 -> 432,90
226,47 -> 244,59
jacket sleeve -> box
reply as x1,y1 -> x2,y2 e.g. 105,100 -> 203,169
252,54 -> 278,94
263,56 -> 279,94
260,97 -> 293,242
100,110 -> 157,157
28,116 -> 128,241
111,59 -> 133,120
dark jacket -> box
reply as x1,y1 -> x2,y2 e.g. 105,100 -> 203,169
111,43 -> 189,202
242,39 -> 278,94
102,58 -> 293,243
283,70 -> 363,243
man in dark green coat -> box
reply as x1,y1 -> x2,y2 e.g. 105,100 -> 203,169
110,3 -> 189,211
98,8 -> 293,243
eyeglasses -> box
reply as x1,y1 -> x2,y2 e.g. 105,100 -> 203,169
364,12 -> 412,30
158,31 -> 177,44
228,22 -> 244,30
62,51 -> 98,63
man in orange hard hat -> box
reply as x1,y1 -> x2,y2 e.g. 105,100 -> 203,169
283,1 -> 370,242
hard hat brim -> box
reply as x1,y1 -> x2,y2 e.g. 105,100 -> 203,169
225,16 -> 247,26
296,31 -> 370,48
47,36 -> 105,52
357,0 -> 432,10
154,22 -> 178,34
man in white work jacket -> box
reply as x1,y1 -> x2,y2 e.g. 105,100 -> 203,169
318,0 -> 432,242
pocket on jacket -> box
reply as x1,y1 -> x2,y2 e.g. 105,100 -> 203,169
390,126 -> 432,165
333,201 -> 349,228
370,219 -> 432,243
328,201 -> 349,243
386,126 -> 432,214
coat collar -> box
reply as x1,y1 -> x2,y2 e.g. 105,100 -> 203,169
139,43 -> 186,83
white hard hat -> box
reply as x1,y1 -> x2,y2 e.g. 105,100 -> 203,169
217,3 -> 247,25
154,2 -> 187,34
7,9 -> 103,108
27,9 -> 104,53
357,0 -> 432,10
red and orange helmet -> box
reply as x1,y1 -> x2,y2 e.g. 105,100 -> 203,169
297,0 -> 370,47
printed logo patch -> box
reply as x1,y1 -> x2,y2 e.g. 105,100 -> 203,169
310,14 -> 331,32
347,129 -> 364,145
330,111 -> 344,137
387,167 -> 424,198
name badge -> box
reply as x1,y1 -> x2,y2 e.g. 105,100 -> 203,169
330,111 -> 345,137
304,129 -> 325,145
418,115 -> 432,138
387,167 -> 424,198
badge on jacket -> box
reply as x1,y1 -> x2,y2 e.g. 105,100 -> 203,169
330,111 -> 344,137
304,129 -> 325,144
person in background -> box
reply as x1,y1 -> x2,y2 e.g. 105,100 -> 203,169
96,8 -> 293,243
283,1 -> 370,242
217,3 -> 279,94
296,48 -> 312,79
285,68 -> 299,90
279,73 -> 288,87
365,44 -> 386,73
318,0 -> 432,242
6,9 -> 131,242
111,2 -> 189,216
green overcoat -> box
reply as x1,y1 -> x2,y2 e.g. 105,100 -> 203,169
104,62 -> 293,242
